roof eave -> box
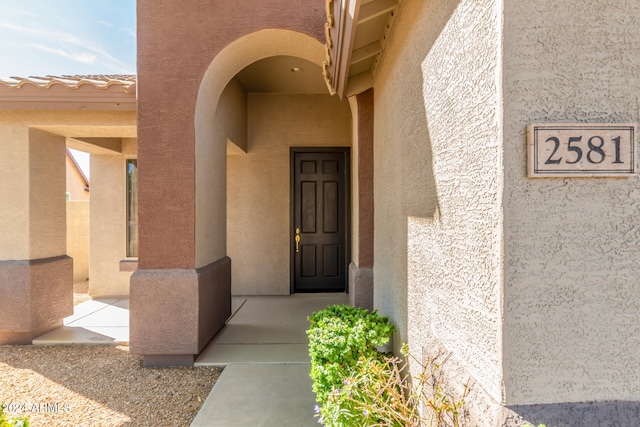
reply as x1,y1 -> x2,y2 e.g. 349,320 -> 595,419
323,0 -> 400,99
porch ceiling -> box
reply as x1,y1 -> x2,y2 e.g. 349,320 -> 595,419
323,0 -> 400,98
235,56 -> 328,94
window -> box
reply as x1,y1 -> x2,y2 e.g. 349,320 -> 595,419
126,159 -> 138,258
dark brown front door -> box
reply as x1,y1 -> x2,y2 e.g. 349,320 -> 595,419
291,148 -> 349,292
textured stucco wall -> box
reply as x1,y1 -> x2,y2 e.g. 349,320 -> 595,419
195,79 -> 247,268
220,79 -> 247,152
0,120 -> 68,260
89,138 -> 136,296
65,155 -> 90,201
502,0 -> 640,405
374,0 -> 503,409
138,0 -> 325,271
0,120 -> 33,259
0,110 -> 134,260
67,201 -> 90,283
28,129 -> 67,260
194,30 -> 327,270
227,93 -> 351,295
66,151 -> 90,283
348,96 -> 361,265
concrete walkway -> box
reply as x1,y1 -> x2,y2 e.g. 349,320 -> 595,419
33,298 -> 129,345
191,293 -> 348,427
33,293 -> 349,427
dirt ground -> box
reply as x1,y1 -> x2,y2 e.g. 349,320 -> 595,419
0,345 -> 221,427
0,290 -> 221,427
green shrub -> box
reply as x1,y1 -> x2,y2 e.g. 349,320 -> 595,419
0,404 -> 29,427
307,304 -> 395,405
307,305 -> 469,426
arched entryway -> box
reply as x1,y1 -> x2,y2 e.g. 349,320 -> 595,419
195,29 -> 352,297
131,4 -> 374,365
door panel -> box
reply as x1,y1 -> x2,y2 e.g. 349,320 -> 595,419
292,149 -> 349,292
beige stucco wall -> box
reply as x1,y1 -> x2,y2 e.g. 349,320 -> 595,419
0,110 -> 134,261
374,0 -> 640,415
0,114 -> 30,259
195,79 -> 247,269
28,129 -> 68,260
65,154 -> 90,283
502,0 -> 640,405
67,201 -> 90,283
373,0 -> 504,410
194,30 -> 327,271
227,93 -> 351,295
0,112 -> 90,260
89,138 -> 136,297
65,154 -> 90,201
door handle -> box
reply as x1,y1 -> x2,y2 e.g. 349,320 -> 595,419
295,228 -> 301,253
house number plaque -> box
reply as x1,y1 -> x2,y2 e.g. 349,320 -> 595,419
528,123 -> 636,177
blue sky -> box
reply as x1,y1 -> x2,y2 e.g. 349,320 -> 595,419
0,0 -> 136,78
0,0 -> 137,177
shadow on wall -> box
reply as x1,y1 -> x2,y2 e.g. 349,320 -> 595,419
373,0 -> 462,347
505,401 -> 640,426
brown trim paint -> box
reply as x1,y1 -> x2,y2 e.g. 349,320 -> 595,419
355,89 -> 374,268
0,255 -> 73,345
196,257 -> 232,349
119,260 -> 138,272
136,0 -> 326,270
347,89 -> 374,309
130,257 -> 231,366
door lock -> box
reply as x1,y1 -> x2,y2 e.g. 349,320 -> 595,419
295,228 -> 301,253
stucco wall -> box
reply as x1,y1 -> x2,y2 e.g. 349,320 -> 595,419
195,79 -> 247,268
502,0 -> 640,405
65,154 -> 90,201
28,129 -> 67,260
0,120 -> 67,260
138,0 -> 326,271
67,201 -> 90,283
227,93 -> 351,295
0,114 -> 29,259
373,0 -> 503,409
348,97 -> 361,266
89,138 -> 136,296
0,110 -> 134,261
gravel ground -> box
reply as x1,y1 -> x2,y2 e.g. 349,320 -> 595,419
0,291 -> 222,426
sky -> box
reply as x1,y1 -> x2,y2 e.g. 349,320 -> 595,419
0,0 -> 137,177
0,0 -> 136,78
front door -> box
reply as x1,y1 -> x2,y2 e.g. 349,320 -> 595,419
291,148 -> 349,292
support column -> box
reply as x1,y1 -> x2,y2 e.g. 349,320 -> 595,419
131,60 -> 231,365
0,128 -> 72,344
130,257 -> 231,367
348,89 -> 374,310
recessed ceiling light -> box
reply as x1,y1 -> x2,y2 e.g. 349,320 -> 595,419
291,67 -> 302,72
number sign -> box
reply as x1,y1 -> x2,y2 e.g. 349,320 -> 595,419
528,123 -> 636,177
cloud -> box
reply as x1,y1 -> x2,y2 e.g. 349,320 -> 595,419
97,20 -> 114,28
119,27 -> 136,38
0,18 -> 134,74
27,43 -> 97,64
0,0 -> 137,74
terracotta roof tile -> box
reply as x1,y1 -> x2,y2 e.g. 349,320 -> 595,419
0,75 -> 136,92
